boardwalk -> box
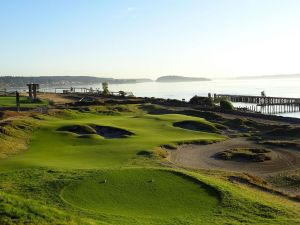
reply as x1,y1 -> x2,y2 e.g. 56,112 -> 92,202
215,94 -> 300,114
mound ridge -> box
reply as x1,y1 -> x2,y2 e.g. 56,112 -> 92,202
57,124 -> 134,139
57,124 -> 96,135
173,120 -> 220,133
264,127 -> 300,139
215,148 -> 272,162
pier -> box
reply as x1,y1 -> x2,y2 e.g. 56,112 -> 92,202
215,94 -> 300,114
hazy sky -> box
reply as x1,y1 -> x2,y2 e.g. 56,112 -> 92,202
1,0 -> 300,78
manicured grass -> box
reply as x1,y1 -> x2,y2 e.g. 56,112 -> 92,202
0,112 -> 224,169
61,169 -> 219,219
0,96 -> 48,108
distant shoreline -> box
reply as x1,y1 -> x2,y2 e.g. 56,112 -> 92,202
220,74 -> 300,80
156,75 -> 210,83
1,74 -> 300,89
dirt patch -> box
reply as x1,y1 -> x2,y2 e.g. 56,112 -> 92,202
167,137 -> 300,176
57,124 -> 134,139
173,120 -> 220,133
215,148 -> 271,162
38,93 -> 75,105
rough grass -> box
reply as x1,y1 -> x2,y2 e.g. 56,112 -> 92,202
173,120 -> 221,133
260,140 -> 300,148
267,170 -> 300,196
0,118 -> 38,159
263,127 -> 300,139
0,192 -> 89,225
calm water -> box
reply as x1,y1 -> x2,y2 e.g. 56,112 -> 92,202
38,77 -> 300,119
102,78 -> 300,99
73,77 -> 300,119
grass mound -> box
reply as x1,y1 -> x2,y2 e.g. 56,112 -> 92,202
173,120 -> 220,133
215,148 -> 271,162
57,124 -> 134,139
57,124 -> 96,135
0,118 -> 37,159
264,127 -> 300,139
267,170 -> 300,196
61,169 -> 219,219
223,118 -> 251,131
0,191 -> 83,225
260,140 -> 300,148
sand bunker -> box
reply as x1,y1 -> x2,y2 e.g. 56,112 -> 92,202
91,125 -> 133,139
57,124 -> 133,139
167,137 -> 300,176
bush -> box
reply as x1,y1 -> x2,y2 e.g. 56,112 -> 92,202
189,96 -> 214,107
102,82 -> 110,96
220,100 -> 234,111
119,91 -> 126,97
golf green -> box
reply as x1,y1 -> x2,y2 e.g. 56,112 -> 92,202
61,169 -> 219,218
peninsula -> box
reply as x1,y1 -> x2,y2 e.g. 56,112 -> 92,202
156,75 -> 210,82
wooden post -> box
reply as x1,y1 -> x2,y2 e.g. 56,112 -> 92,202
27,84 -> 32,99
32,84 -> 37,100
16,91 -> 20,112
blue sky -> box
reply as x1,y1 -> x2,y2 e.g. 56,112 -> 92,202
1,0 -> 300,78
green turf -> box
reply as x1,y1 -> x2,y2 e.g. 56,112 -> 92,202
0,106 -> 299,225
0,96 -> 48,108
0,113 -> 224,169
61,169 -> 219,219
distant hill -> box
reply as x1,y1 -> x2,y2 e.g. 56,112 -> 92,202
0,76 -> 153,88
156,76 -> 210,83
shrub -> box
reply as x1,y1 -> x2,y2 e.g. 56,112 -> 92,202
102,82 -> 110,95
119,91 -> 126,97
220,100 -> 234,111
189,96 -> 214,107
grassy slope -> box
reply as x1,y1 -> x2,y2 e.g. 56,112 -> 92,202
0,106 -> 299,224
0,118 -> 38,159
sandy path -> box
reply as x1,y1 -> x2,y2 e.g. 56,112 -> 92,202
167,137 -> 300,176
